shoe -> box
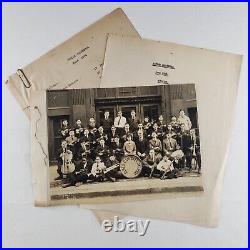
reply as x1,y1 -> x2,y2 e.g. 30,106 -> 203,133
54,176 -> 62,181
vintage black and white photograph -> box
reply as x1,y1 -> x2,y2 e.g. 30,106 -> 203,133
47,84 -> 203,201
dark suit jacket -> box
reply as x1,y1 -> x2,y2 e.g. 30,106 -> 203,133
135,138 -> 149,154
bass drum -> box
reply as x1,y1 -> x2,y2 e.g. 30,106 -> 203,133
120,155 -> 142,178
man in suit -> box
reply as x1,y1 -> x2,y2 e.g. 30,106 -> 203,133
163,133 -> 178,156
95,138 -> 110,163
121,123 -> 133,143
108,125 -> 119,147
128,110 -> 140,132
59,119 -> 70,139
189,128 -> 201,173
143,116 -> 153,137
101,111 -> 113,134
62,157 -> 93,188
149,131 -> 162,163
135,130 -> 148,160
143,149 -> 159,178
55,140 -> 75,181
111,136 -> 124,162
176,124 -> 192,169
95,126 -> 108,144
170,115 -> 180,133
114,111 -> 127,135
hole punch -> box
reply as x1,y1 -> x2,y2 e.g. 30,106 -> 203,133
17,69 -> 31,88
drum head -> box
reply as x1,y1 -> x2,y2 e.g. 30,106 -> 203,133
120,155 -> 142,178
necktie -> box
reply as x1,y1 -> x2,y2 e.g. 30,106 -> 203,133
118,117 -> 121,126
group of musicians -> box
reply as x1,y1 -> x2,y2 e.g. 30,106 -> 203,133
55,109 -> 201,188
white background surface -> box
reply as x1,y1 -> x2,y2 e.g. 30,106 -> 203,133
2,3 -> 248,248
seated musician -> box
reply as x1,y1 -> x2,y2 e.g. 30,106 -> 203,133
81,128 -> 94,149
111,136 -> 124,162
89,156 -> 106,182
135,130 -> 148,160
171,144 -> 184,169
88,117 -> 98,136
62,157 -> 92,188
189,129 -> 201,173
128,110 -> 139,132
95,138 -> 110,162
157,115 -> 167,135
170,115 -> 180,133
163,133 -> 178,155
157,154 -> 178,180
142,149 -> 158,178
77,141 -> 92,161
152,123 -> 163,140
166,124 -> 177,139
149,131 -> 162,162
143,116 -> 153,137
55,140 -> 72,180
59,119 -> 70,139
121,123 -> 133,142
134,123 -> 147,140
104,154 -> 121,182
65,130 -> 78,151
123,133 -> 136,156
96,126 -> 108,143
108,125 -> 119,147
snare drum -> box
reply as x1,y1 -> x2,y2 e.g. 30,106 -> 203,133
120,155 -> 142,178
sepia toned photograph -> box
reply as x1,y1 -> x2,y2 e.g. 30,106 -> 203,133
47,84 -> 203,201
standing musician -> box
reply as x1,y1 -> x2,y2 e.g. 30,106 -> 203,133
123,133 -> 136,156
176,124 -> 192,169
189,129 -> 201,173
101,110 -> 113,134
114,111 -> 127,135
149,131 -> 163,163
177,109 -> 192,131
135,130 -> 149,160
55,140 -> 75,181
128,110 -> 139,132
59,120 -> 70,139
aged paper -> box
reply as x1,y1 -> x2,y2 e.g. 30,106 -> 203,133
6,8 -> 140,117
30,84 -> 204,207
81,35 -> 242,227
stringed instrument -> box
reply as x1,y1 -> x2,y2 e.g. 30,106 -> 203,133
60,149 -> 76,175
